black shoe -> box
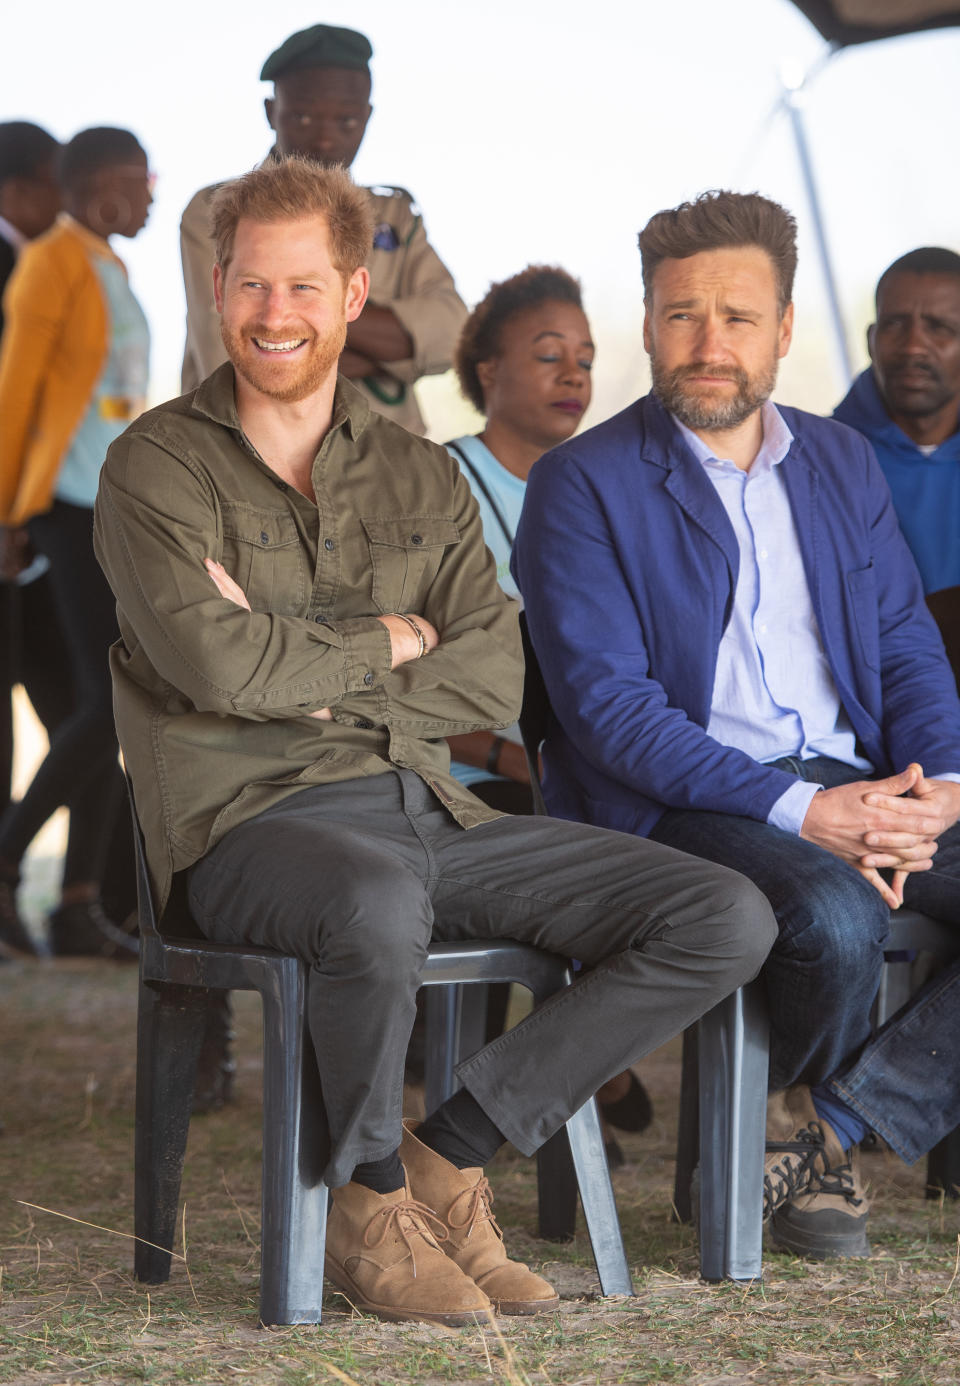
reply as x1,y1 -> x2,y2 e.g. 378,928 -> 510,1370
48,900 -> 139,960
0,877 -> 41,957
598,1070 -> 654,1134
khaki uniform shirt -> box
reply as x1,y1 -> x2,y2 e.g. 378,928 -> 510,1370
179,174 -> 467,435
93,368 -> 521,915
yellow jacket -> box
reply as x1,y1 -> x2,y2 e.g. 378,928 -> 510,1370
0,216 -> 120,525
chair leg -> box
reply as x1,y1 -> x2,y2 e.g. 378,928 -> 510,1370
536,1127 -> 579,1242
564,1098 -> 634,1295
926,1126 -> 960,1201
696,982 -> 768,1282
424,984 -> 461,1116
134,981 -> 209,1285
673,1026 -> 700,1223
257,960 -> 328,1325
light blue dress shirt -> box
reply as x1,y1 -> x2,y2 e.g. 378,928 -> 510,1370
672,403 -> 872,833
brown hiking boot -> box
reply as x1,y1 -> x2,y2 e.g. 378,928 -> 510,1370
401,1122 -> 559,1315
771,1123 -> 870,1260
324,1179 -> 491,1325
764,1086 -> 828,1218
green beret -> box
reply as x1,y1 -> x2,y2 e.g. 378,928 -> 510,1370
260,24 -> 372,81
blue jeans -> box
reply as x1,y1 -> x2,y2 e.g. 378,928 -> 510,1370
649,757 -> 960,1092
827,958 -> 960,1163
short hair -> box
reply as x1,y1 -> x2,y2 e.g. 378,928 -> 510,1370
638,190 -> 798,315
876,247 -> 960,307
59,127 -> 145,189
455,265 -> 584,414
0,121 -> 58,186
210,157 -> 374,280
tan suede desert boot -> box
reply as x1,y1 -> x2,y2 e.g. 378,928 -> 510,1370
325,1179 -> 491,1325
401,1122 -> 559,1315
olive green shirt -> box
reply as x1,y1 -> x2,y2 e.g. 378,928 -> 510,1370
94,366 -> 521,914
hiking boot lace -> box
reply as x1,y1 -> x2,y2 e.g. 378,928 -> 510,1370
812,1156 -> 864,1208
446,1176 -> 503,1242
363,1197 -> 450,1276
764,1121 -> 826,1215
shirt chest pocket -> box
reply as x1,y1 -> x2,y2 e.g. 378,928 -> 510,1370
360,515 -> 461,614
220,503 -> 305,616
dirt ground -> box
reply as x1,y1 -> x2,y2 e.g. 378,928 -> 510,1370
2,953 -> 960,1385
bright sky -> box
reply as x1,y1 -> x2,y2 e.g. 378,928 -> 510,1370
5,0 -> 960,438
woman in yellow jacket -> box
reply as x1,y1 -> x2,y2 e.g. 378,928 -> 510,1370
0,127 -> 151,956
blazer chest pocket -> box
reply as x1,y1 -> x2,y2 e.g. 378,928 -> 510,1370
220,503 -> 305,615
846,564 -> 880,674
361,515 -> 460,614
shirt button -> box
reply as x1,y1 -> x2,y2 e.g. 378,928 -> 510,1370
760,549 -> 768,559
355,718 -> 374,730
759,623 -> 768,634
324,538 -> 335,551
313,614 -> 326,624
363,671 -> 374,685
274,480 -> 288,492
260,531 -> 269,545
411,533 -> 423,545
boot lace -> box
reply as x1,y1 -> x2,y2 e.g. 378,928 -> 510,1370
812,1155 -> 865,1208
764,1121 -> 826,1216
446,1176 -> 503,1242
363,1197 -> 450,1276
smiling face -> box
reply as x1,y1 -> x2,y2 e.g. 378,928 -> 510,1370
643,245 -> 793,432
869,271 -> 960,442
214,214 -> 368,403
476,300 -> 594,452
265,67 -> 372,167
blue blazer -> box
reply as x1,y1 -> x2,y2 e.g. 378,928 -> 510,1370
512,392 -> 960,838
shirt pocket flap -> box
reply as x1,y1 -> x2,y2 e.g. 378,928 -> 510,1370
360,516 -> 460,550
222,503 -> 299,550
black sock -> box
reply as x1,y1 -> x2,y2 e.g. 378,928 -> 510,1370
416,1088 -> 507,1170
351,1149 -> 405,1194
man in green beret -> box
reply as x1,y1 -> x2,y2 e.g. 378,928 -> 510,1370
179,23 -> 467,436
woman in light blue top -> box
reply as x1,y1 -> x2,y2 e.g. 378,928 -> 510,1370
445,266 -> 594,810
443,269 -> 653,1160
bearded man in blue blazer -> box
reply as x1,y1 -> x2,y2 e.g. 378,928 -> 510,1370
513,191 -> 960,1261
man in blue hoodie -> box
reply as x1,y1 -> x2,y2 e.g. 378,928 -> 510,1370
834,248 -> 960,595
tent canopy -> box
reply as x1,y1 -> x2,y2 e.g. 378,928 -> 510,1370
790,0 -> 960,44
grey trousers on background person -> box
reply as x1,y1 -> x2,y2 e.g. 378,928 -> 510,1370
188,769 -> 776,1187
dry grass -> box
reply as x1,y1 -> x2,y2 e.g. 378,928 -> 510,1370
2,957 -> 960,1386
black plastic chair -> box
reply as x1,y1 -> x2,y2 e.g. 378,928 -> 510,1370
131,807 -> 633,1326
517,614 -> 769,1282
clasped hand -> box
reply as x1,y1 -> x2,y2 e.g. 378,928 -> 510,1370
203,559 -> 439,722
800,762 -> 960,909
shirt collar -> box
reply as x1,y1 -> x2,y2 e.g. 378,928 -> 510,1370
671,399 -> 793,475
191,363 -> 372,443
0,215 -> 26,254
59,212 -> 123,263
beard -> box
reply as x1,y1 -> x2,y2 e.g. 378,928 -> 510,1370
221,316 -> 347,404
651,350 -> 779,431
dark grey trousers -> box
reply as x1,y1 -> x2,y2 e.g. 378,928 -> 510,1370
188,770 -> 776,1186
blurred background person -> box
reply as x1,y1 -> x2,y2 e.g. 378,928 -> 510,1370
0,126 -> 152,958
445,266 -> 652,1162
180,22 -> 466,435
0,120 -> 70,958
